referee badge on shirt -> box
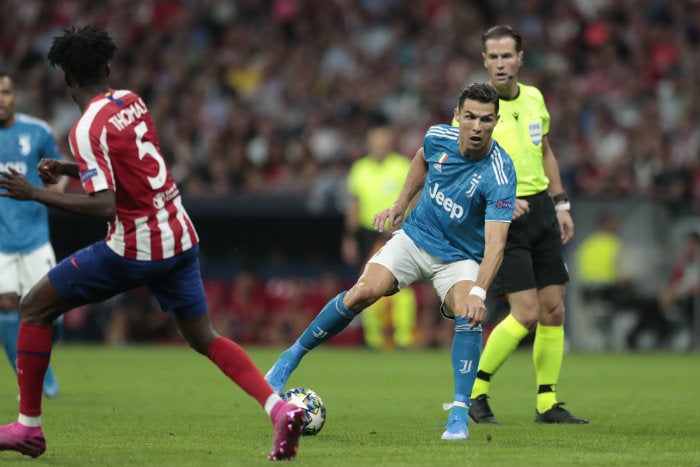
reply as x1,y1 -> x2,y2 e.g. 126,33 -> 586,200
528,122 -> 542,146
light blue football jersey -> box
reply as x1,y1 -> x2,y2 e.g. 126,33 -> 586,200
0,113 -> 61,253
402,124 -> 516,262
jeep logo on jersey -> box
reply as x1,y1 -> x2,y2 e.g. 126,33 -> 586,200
429,182 -> 464,219
529,122 -> 542,146
19,134 -> 31,156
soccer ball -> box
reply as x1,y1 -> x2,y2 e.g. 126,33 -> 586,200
281,387 -> 326,436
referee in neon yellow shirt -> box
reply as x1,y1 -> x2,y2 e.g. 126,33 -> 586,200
343,124 -> 417,350
463,25 -> 587,424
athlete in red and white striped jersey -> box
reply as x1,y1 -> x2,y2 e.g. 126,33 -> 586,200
0,26 -> 304,461
69,89 -> 198,260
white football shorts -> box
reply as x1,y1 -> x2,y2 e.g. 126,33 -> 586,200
368,229 -> 479,302
0,243 -> 56,296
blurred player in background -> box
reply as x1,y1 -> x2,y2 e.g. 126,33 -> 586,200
343,122 -> 417,350
0,71 -> 62,399
655,230 -> 699,349
267,82 -> 516,441
575,210 -> 627,349
467,25 -> 587,425
0,26 -> 304,460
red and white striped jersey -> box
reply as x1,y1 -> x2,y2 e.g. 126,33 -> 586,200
68,89 -> 199,260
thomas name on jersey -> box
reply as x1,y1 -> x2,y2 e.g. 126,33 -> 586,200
108,98 -> 148,131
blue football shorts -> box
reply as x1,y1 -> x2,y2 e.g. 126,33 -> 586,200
48,241 -> 207,320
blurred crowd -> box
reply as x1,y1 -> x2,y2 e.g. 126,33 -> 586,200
2,0 -> 699,347
1,0 -> 699,216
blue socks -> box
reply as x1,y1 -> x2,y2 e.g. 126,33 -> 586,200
0,311 -> 21,372
290,291 -> 359,360
283,294 -> 481,413
450,316 -> 482,407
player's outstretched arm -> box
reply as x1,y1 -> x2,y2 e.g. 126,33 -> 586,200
460,220 -> 510,328
0,167 -> 115,221
477,221 -> 510,292
372,147 -> 427,232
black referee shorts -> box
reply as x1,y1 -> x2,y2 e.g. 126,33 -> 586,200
491,190 -> 569,296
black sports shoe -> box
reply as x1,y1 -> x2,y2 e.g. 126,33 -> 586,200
468,395 -> 501,424
534,403 -> 588,424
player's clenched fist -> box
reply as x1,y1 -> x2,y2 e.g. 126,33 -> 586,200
38,158 -> 64,185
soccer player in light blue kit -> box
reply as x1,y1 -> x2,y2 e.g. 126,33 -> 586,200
266,83 -> 516,440
0,72 -> 62,398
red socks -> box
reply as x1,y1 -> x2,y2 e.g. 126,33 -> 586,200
206,337 -> 273,407
18,330 -> 273,415
17,323 -> 53,417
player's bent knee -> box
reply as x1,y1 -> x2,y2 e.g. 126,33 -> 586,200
176,314 -> 219,354
509,308 -> 538,330
539,302 -> 565,325
346,282 -> 386,310
185,336 -> 216,355
16,276 -> 68,325
18,296 -> 57,326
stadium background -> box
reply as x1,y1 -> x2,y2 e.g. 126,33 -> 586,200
1,0 -> 698,350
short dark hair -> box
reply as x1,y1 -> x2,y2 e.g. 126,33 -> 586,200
47,26 -> 117,87
458,82 -> 499,115
481,25 -> 523,52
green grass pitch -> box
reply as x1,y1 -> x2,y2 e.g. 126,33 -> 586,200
0,345 -> 697,466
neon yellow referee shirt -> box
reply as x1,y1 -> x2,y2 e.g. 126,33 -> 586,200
576,232 -> 620,285
347,152 -> 411,230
